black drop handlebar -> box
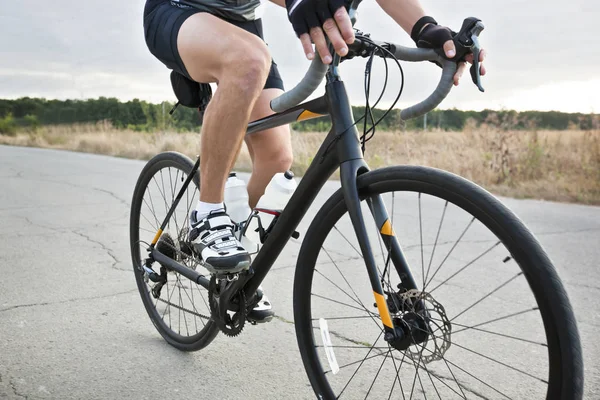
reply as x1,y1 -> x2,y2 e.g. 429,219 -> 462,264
270,8 -> 485,121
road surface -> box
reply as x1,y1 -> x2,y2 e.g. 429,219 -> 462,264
0,145 -> 598,399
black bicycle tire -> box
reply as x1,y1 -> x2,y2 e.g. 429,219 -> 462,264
130,151 -> 219,352
293,165 -> 583,399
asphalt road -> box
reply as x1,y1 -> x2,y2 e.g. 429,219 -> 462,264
0,145 -> 598,399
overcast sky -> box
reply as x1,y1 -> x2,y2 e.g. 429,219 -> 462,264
0,0 -> 598,112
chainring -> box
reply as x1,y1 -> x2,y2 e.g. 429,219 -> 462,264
208,275 -> 247,337
399,289 -> 452,364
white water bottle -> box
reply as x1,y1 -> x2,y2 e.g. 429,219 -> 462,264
256,170 -> 297,211
224,173 -> 251,224
224,173 -> 259,254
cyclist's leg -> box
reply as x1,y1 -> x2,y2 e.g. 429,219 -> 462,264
244,88 -> 293,208
177,13 -> 271,205
176,13 -> 271,272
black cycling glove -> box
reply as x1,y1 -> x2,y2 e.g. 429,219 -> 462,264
411,16 -> 455,51
286,0 -> 346,37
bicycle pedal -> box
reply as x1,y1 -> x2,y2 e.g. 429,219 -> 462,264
247,309 -> 274,324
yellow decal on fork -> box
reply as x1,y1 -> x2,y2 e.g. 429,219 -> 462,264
380,219 -> 394,236
373,292 -> 394,328
297,110 -> 324,121
151,229 -> 163,245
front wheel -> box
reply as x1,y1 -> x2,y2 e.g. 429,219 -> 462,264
294,166 -> 583,399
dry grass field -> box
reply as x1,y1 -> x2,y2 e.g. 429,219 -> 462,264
1,121 -> 598,204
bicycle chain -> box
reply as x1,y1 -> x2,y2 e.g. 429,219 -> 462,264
155,296 -> 211,321
399,289 -> 452,364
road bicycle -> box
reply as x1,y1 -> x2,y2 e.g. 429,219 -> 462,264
129,2 -> 583,398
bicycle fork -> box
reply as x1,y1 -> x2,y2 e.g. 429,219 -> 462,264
340,159 -> 423,347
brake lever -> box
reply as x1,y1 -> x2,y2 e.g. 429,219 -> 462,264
438,17 -> 486,92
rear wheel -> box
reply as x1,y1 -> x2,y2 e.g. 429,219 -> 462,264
294,166 -> 583,399
130,151 -> 219,351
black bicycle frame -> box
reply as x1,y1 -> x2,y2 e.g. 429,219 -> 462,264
148,62 -> 418,333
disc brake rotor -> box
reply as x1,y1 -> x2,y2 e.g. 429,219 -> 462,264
399,289 -> 452,364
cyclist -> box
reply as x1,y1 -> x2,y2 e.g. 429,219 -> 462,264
143,0 -> 486,315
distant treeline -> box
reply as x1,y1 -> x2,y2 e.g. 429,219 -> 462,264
0,97 -> 597,134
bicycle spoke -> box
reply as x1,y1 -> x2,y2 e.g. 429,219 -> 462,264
453,306 -> 539,332
439,356 -> 513,399
177,274 -> 184,335
176,276 -> 204,320
337,331 -> 385,398
141,198 -> 161,229
403,354 -> 466,399
162,278 -> 176,328
428,240 -> 501,294
387,345 -> 406,400
429,316 -> 546,346
311,293 -> 380,318
312,315 -> 377,321
190,278 -> 199,333
325,346 -> 387,375
418,343 -> 514,399
424,216 -> 475,292
320,244 -> 383,330
408,339 -> 427,400
144,186 -> 161,230
316,265 -> 367,312
364,349 -> 392,399
414,344 -> 442,399
168,168 -> 182,239
439,358 -> 468,399
158,171 -> 170,218
423,201 -> 447,286
449,340 -> 548,383
418,193 -> 425,290
175,274 -> 193,336
450,272 -> 523,322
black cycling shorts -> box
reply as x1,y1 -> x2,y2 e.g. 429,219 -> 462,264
143,1 -> 284,90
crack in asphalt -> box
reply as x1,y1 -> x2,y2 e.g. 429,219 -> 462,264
565,281 -> 600,291
0,289 -> 137,313
71,229 -> 128,272
9,378 -> 28,400
536,227 -> 600,236
9,174 -> 130,210
20,215 -> 65,235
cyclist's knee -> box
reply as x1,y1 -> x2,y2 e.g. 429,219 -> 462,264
256,143 -> 293,172
224,43 -> 271,96
274,152 -> 293,172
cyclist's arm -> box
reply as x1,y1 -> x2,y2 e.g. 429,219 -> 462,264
377,0 -> 487,85
376,0 -> 427,35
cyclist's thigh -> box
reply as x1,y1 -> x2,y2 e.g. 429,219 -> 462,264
178,13 -> 270,84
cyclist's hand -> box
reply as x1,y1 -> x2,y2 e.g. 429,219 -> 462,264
285,0 -> 355,64
416,23 -> 487,86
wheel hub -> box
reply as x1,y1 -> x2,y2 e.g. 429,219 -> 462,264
385,289 -> 452,364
